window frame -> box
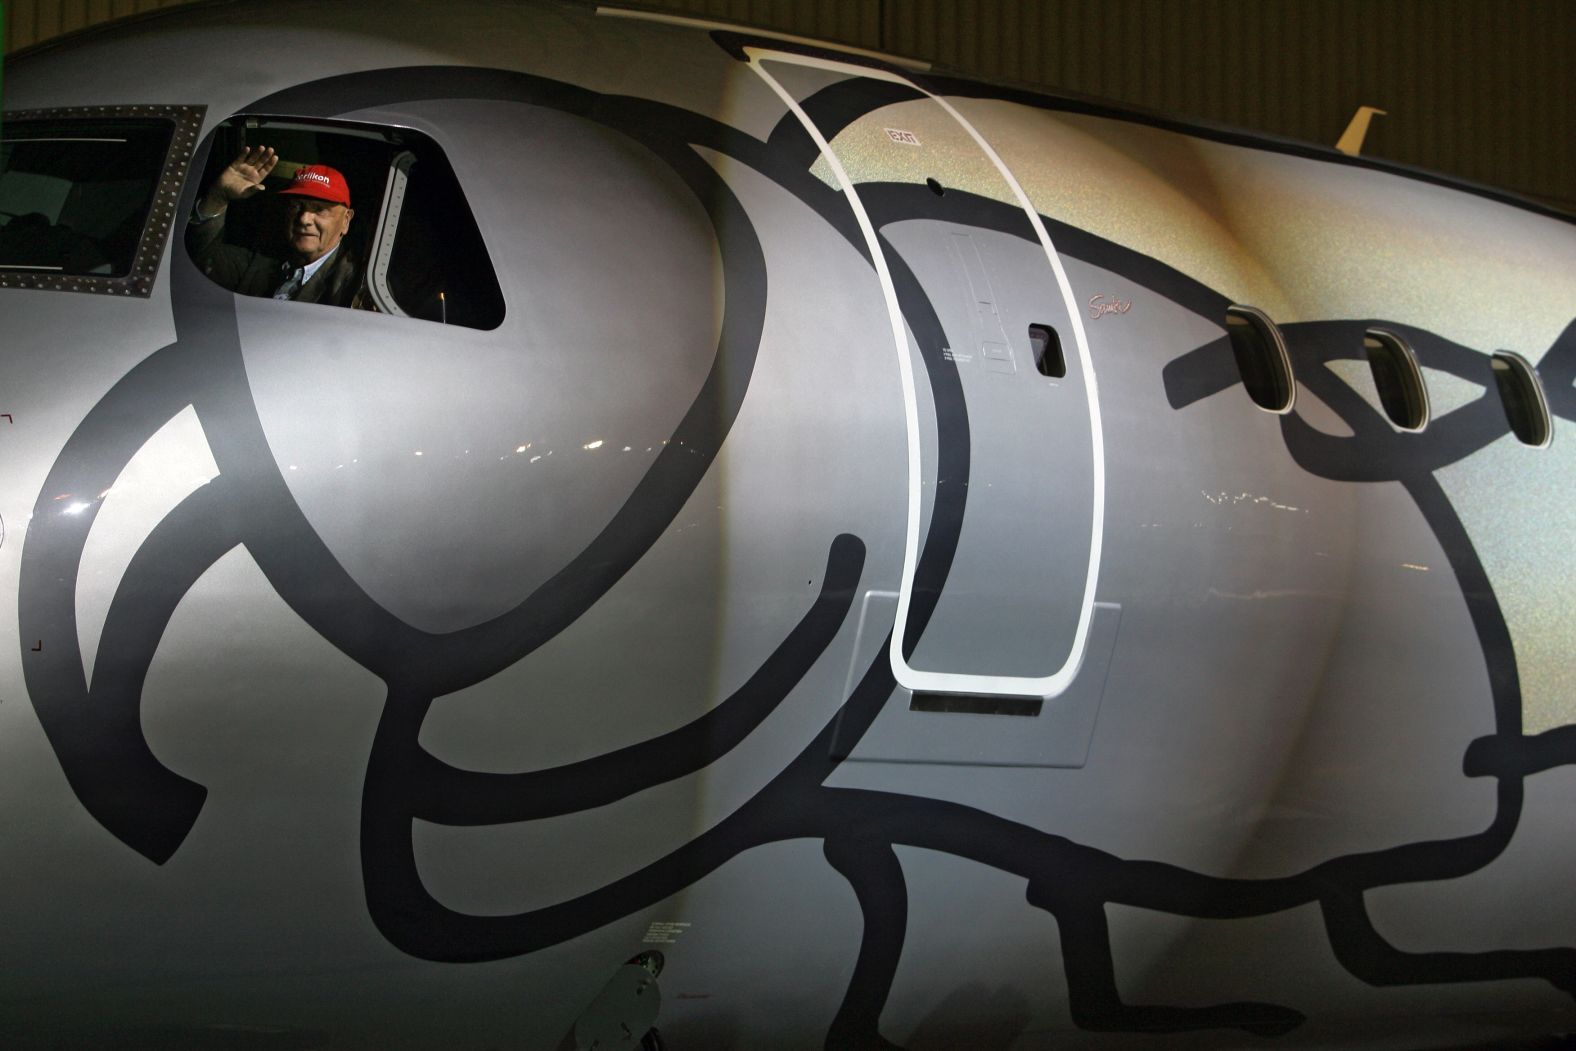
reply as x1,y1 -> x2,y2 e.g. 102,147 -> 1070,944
0,104 -> 204,297
1224,304 -> 1297,414
1362,327 -> 1431,433
366,149 -> 417,317
1490,349 -> 1554,449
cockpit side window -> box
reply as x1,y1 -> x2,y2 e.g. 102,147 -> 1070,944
382,145 -> 505,328
188,115 -> 504,329
0,105 -> 203,296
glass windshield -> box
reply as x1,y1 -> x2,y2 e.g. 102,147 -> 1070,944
188,115 -> 504,328
0,118 -> 174,276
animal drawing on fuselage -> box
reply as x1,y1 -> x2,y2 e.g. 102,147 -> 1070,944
17,45 -> 1576,1048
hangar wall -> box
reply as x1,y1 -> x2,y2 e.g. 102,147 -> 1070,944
4,0 -> 192,52
3,0 -> 1572,211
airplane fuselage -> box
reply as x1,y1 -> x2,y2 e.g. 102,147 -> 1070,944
2,3 -> 1575,1048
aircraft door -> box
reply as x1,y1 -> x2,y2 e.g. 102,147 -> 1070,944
749,51 -> 1105,700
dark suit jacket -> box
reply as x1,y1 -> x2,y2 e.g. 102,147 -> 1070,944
187,209 -> 363,307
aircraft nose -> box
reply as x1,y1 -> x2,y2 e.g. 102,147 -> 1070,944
237,108 -> 728,635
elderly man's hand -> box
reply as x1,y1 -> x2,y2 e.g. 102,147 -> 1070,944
201,145 -> 279,215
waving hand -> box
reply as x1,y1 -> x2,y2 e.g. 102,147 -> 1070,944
199,145 -> 279,216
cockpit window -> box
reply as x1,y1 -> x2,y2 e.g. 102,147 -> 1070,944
188,115 -> 504,329
0,119 -> 170,274
0,106 -> 202,295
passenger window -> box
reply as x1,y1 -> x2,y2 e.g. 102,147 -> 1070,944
187,116 -> 504,328
1491,350 -> 1553,448
1224,305 -> 1295,413
0,106 -> 202,295
1362,328 -> 1429,432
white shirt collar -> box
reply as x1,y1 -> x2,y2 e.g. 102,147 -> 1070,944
286,244 -> 338,284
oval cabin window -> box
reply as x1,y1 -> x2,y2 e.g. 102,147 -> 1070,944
1224,305 -> 1295,413
1362,328 -> 1430,432
1491,350 -> 1553,448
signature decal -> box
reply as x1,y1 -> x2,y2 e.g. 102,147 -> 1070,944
1088,292 -> 1132,319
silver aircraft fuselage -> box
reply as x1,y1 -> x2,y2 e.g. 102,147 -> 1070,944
2,2 -> 1575,1048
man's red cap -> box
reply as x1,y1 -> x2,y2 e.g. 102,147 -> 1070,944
277,164 -> 352,207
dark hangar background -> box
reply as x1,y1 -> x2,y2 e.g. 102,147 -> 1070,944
3,0 -> 1573,212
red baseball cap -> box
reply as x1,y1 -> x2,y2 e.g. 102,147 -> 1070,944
277,164 -> 352,207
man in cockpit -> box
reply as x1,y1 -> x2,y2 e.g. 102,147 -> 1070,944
187,144 -> 363,307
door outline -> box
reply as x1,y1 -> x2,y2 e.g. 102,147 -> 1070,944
747,48 -> 1106,699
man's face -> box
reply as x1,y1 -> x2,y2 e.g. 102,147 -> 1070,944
285,197 -> 353,264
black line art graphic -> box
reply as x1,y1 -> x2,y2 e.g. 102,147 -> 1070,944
19,58 -> 1576,1046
